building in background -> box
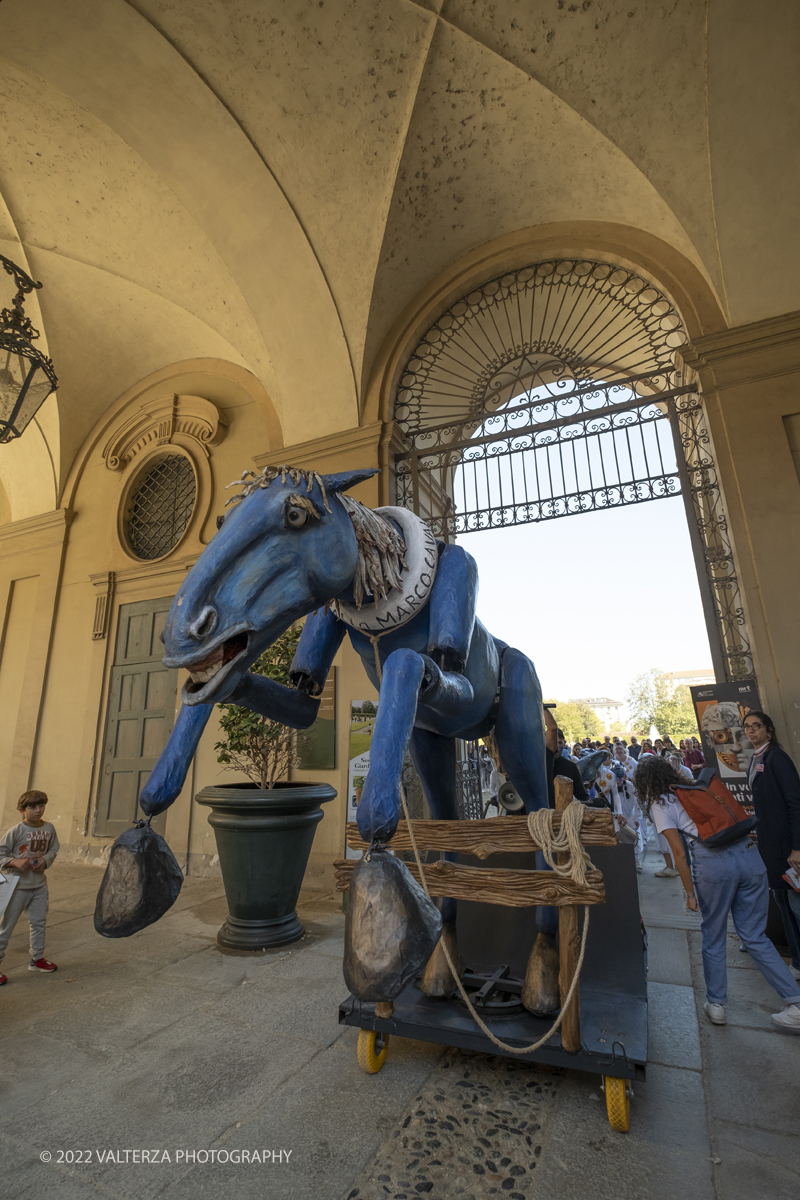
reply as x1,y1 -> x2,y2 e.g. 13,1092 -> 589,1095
662,669 -> 716,687
574,698 -> 627,734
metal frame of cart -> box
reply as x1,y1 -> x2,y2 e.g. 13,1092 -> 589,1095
336,778 -> 647,1133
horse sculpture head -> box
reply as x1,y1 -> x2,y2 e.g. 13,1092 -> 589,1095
162,465 -> 378,706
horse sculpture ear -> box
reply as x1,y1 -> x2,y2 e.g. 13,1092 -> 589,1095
321,468 -> 379,495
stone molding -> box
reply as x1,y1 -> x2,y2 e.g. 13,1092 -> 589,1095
0,507 -> 75,557
102,393 -> 228,472
109,552 -> 198,594
681,310 -> 800,391
89,571 -> 115,640
252,421 -> 383,471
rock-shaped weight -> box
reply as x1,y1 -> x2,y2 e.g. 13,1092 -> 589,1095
344,850 -> 442,1001
94,823 -> 183,938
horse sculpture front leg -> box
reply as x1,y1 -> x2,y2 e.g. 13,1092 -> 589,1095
355,649 -> 473,844
139,675 -> 320,818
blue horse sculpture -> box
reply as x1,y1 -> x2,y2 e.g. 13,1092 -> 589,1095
141,465 -> 556,1008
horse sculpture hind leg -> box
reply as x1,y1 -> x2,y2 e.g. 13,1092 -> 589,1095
492,645 -> 561,1015
408,726 -> 465,996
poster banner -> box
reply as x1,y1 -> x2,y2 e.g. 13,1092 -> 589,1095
690,679 -> 761,813
346,700 -> 378,859
297,669 -> 336,770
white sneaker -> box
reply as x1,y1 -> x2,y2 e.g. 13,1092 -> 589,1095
771,1003 -> 800,1030
654,867 -> 679,878
704,1001 -> 726,1025
789,965 -> 800,980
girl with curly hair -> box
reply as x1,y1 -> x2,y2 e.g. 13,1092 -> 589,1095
633,755 -> 800,1030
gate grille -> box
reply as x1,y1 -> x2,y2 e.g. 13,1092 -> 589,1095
393,260 -> 753,682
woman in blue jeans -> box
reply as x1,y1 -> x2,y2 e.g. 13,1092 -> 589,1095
633,755 -> 800,1030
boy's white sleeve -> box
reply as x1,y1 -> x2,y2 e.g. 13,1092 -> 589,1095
0,825 -> 18,871
44,827 -> 60,867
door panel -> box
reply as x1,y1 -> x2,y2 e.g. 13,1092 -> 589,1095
95,597 -> 178,839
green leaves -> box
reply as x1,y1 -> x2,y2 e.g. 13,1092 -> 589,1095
214,626 -> 305,789
626,668 -> 698,740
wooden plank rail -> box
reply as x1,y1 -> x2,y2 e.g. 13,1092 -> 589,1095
345,809 -> 616,858
333,857 -> 606,908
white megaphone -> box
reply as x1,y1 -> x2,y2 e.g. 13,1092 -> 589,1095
497,781 -> 524,813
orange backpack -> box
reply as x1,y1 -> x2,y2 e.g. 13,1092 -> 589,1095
671,770 -> 757,847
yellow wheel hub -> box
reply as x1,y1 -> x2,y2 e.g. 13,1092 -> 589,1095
357,1029 -> 389,1074
604,1075 -> 631,1132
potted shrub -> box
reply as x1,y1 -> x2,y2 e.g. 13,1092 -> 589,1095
195,627 -> 336,950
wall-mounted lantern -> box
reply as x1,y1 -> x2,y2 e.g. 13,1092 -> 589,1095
0,254 -> 58,443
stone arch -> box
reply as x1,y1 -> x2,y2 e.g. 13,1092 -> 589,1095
363,221 -> 728,433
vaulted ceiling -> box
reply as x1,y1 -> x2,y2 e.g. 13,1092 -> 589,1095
1,0 -> 798,519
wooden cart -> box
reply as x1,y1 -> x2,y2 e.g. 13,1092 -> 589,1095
335,778 -> 647,1133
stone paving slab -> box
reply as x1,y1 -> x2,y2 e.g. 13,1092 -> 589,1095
713,1120 -> 800,1200
2,1011 -> 324,1200
698,1022 -> 800,1136
645,926 -> 692,985
158,1031 -> 444,1200
647,982 -> 702,1070
534,1063 -> 714,1200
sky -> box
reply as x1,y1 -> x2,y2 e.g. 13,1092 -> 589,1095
459,493 -> 712,707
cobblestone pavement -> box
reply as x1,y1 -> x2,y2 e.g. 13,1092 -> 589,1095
344,1053 -> 561,1200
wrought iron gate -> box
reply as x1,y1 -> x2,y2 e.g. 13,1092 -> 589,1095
393,260 -> 752,683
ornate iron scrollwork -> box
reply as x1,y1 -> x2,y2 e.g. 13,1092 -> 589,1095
394,259 -> 753,683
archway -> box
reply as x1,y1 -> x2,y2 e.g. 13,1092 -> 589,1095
392,259 -> 752,686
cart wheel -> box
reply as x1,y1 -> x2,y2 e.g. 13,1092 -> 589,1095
603,1076 -> 631,1132
357,1029 -> 389,1074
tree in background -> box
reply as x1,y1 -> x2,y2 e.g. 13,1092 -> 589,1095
546,699 -> 604,744
626,668 -> 700,740
656,683 -> 698,740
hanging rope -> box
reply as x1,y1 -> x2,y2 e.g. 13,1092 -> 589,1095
399,788 -> 591,1055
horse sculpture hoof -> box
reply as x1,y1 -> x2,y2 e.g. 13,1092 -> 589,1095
420,922 -> 464,997
521,932 -> 560,1015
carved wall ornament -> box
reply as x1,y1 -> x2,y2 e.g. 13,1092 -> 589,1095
102,394 -> 227,472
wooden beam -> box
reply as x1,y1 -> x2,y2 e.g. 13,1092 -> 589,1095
333,857 -> 605,908
555,777 -> 581,1053
345,809 -> 616,858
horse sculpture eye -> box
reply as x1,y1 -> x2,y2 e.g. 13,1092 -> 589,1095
286,506 -> 308,528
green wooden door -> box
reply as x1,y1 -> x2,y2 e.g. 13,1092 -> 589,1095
95,597 -> 178,838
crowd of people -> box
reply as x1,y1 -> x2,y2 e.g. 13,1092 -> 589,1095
551,719 -> 800,1032
553,731 -> 704,876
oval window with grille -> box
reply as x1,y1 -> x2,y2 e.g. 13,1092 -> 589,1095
123,453 -> 197,561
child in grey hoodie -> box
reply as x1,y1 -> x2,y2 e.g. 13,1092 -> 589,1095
0,790 -> 60,983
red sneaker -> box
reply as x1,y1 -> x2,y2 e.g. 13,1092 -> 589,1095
0,974 -> 7,985
29,958 -> 57,972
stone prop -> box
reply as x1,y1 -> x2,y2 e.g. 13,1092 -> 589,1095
110,465 -> 554,1008
94,823 -> 183,937
343,850 -> 442,1001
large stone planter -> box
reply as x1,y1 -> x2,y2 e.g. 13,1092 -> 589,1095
195,781 -> 336,951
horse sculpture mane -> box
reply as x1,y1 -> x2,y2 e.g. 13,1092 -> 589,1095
226,464 -> 408,612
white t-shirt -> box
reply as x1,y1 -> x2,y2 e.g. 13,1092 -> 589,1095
650,793 -> 699,838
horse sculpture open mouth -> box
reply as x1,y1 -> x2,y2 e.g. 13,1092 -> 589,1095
183,631 -> 250,700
